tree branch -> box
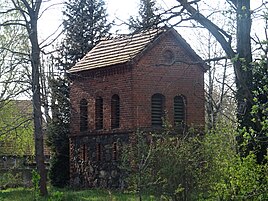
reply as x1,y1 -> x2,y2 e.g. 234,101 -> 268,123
176,0 -> 236,58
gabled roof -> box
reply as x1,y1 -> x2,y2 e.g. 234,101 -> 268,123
69,28 -> 207,73
69,29 -> 163,73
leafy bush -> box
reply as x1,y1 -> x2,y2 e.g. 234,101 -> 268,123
122,129 -> 204,200
122,121 -> 268,201
0,172 -> 23,189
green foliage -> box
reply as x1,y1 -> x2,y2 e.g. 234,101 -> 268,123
122,129 -> 203,200
32,169 -> 41,199
129,0 -> 162,33
123,121 -> 268,200
197,121 -> 268,200
0,172 -> 23,189
0,187 -> 154,201
237,54 -> 268,163
0,101 -> 34,156
48,191 -> 64,201
47,77 -> 70,188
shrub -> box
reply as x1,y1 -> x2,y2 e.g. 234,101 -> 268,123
0,172 -> 23,189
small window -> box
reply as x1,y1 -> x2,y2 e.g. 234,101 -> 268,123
174,95 -> 185,125
80,99 -> 88,131
112,142 -> 118,161
151,93 -> 165,127
81,144 -> 87,162
95,96 -> 103,130
96,143 -> 101,161
111,94 -> 120,129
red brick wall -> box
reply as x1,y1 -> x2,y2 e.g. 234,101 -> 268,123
132,31 -> 205,129
70,66 -> 136,136
70,31 -> 205,136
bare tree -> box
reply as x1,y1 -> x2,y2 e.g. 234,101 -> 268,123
161,0 -> 268,158
0,0 -> 49,195
0,3 -> 31,105
194,29 -> 236,129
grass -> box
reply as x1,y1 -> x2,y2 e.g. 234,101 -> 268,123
0,187 -> 155,201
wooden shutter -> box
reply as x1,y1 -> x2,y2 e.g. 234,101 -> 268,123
174,96 -> 185,125
151,94 -> 164,127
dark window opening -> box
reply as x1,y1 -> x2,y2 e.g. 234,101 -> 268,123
174,95 -> 185,125
81,144 -> 87,161
151,93 -> 165,127
112,142 -> 118,161
95,96 -> 103,130
80,99 -> 88,132
111,94 -> 120,129
96,143 -> 101,161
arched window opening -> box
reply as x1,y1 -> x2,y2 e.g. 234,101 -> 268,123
95,96 -> 103,130
174,95 -> 186,125
111,94 -> 120,129
151,93 -> 165,127
80,99 -> 88,132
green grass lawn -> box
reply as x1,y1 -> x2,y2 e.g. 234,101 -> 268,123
0,187 -> 155,201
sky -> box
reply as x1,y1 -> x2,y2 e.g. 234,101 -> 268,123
38,0 -> 179,43
38,0 -> 266,54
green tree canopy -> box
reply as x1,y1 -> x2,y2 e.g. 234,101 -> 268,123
47,0 -> 112,187
59,0 -> 112,69
129,0 -> 162,33
0,100 -> 34,156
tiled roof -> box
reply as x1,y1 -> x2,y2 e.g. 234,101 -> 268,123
69,29 -> 164,73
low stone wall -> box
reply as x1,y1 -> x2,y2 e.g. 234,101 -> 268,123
0,169 -> 33,188
0,155 -> 50,188
69,133 -> 129,189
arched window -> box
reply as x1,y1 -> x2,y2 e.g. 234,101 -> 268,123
151,93 -> 165,127
174,95 -> 186,125
80,99 -> 88,131
95,96 -> 103,130
111,94 -> 120,129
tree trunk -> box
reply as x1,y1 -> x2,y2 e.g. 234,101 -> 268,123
176,0 -> 268,161
29,8 -> 48,196
234,0 -> 254,127
176,0 -> 255,129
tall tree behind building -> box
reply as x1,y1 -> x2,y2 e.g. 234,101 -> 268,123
47,77 -> 70,187
47,0 -> 112,187
129,0 -> 162,33
59,0 -> 112,70
129,0 -> 161,33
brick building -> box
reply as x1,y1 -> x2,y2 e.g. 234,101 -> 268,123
68,28 -> 207,188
